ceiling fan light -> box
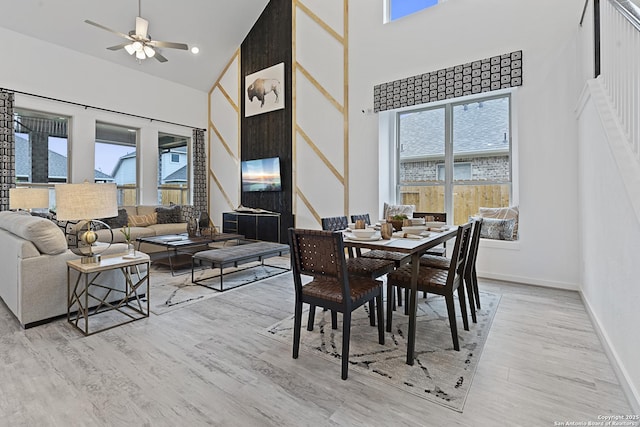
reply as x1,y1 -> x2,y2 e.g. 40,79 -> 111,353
143,45 -> 155,58
136,50 -> 146,60
132,41 -> 143,51
124,44 -> 136,55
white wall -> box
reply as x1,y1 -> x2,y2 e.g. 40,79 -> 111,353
0,26 -> 203,203
577,81 -> 640,412
347,0 -> 583,288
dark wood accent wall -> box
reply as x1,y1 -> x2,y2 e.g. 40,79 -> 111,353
240,0 -> 293,243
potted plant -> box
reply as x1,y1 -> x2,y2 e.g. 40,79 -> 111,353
120,225 -> 134,255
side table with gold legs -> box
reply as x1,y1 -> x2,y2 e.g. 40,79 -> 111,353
67,253 -> 150,336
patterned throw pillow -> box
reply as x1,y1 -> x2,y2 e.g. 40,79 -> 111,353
102,208 -> 128,228
128,212 -> 157,227
50,216 -> 81,248
475,217 -> 516,241
156,205 -> 181,224
383,202 -> 415,219
478,206 -> 519,239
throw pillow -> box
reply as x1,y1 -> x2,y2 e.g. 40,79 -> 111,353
475,217 -> 516,241
383,202 -> 415,220
128,212 -> 157,227
102,208 -> 128,228
51,216 -> 81,248
478,206 -> 519,240
156,205 -> 181,224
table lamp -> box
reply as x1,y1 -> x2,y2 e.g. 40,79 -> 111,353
9,187 -> 50,212
55,182 -> 118,263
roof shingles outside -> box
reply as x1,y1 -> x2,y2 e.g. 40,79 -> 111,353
15,135 -> 113,181
399,97 -> 510,159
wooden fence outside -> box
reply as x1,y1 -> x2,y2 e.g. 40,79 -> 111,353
400,183 -> 510,224
117,184 -> 189,206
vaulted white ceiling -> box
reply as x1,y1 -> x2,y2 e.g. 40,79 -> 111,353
0,0 -> 269,92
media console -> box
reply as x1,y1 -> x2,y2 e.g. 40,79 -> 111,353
222,211 -> 281,243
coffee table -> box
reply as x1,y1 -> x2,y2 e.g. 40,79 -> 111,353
137,232 -> 243,275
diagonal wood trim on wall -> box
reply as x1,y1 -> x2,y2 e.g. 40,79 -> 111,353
297,62 -> 344,113
296,186 -> 322,226
215,83 -> 239,113
209,169 -> 234,210
209,120 -> 237,161
297,124 -> 344,185
296,0 -> 344,43
293,0 -> 348,223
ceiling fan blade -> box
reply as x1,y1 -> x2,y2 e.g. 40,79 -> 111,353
84,20 -> 132,41
135,16 -> 149,39
153,51 -> 168,63
148,40 -> 188,50
107,42 -> 132,51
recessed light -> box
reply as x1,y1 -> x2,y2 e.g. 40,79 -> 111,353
191,46 -> 200,54
127,129 -> 136,132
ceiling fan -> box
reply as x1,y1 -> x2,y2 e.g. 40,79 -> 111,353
84,0 -> 188,63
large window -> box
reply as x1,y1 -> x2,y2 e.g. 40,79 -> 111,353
158,132 -> 190,205
95,122 -> 137,205
397,94 -> 512,226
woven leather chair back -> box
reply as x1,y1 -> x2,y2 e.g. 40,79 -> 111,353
350,214 -> 371,225
321,216 -> 348,231
289,228 -> 347,282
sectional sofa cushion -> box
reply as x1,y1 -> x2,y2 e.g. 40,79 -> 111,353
0,211 -> 67,255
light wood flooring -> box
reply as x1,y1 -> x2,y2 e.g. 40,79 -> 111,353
0,273 -> 633,426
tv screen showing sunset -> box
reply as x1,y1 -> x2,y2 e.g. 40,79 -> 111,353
241,157 -> 282,192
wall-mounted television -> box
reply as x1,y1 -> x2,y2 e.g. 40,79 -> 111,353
241,157 -> 282,192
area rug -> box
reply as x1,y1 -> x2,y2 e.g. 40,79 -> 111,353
263,291 -> 500,412
143,256 -> 290,315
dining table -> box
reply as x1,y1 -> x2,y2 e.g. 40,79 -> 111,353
342,226 -> 459,365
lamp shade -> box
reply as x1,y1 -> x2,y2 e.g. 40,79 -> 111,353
55,183 -> 118,221
9,187 -> 50,210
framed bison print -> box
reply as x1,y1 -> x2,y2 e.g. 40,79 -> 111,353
245,62 -> 285,117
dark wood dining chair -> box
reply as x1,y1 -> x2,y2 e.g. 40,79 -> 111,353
385,222 -> 473,351
413,211 -> 447,256
288,228 -> 385,380
420,218 -> 483,322
349,213 -> 411,310
319,216 -> 395,328
350,213 -> 371,225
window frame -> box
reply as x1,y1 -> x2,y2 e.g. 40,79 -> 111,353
390,89 -> 518,225
384,0 -> 444,23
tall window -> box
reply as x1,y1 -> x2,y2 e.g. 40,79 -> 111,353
14,108 -> 69,185
386,0 -> 444,22
397,94 -> 512,225
158,132 -> 190,205
95,122 -> 137,205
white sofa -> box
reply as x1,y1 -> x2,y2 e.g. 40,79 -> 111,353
0,211 -> 128,328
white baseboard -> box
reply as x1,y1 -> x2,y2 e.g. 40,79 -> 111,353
579,291 -> 640,415
477,270 -> 578,291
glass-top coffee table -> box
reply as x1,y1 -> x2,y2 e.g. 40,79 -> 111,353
137,232 -> 244,275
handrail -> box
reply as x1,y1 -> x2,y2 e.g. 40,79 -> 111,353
609,0 -> 640,31
580,0 -> 590,25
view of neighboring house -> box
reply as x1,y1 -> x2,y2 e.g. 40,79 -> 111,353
110,145 -> 188,186
15,134 -> 113,183
400,97 -> 510,183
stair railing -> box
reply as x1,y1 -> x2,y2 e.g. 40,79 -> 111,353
599,0 -> 640,160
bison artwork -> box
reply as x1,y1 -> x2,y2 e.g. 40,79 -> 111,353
247,78 -> 281,107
